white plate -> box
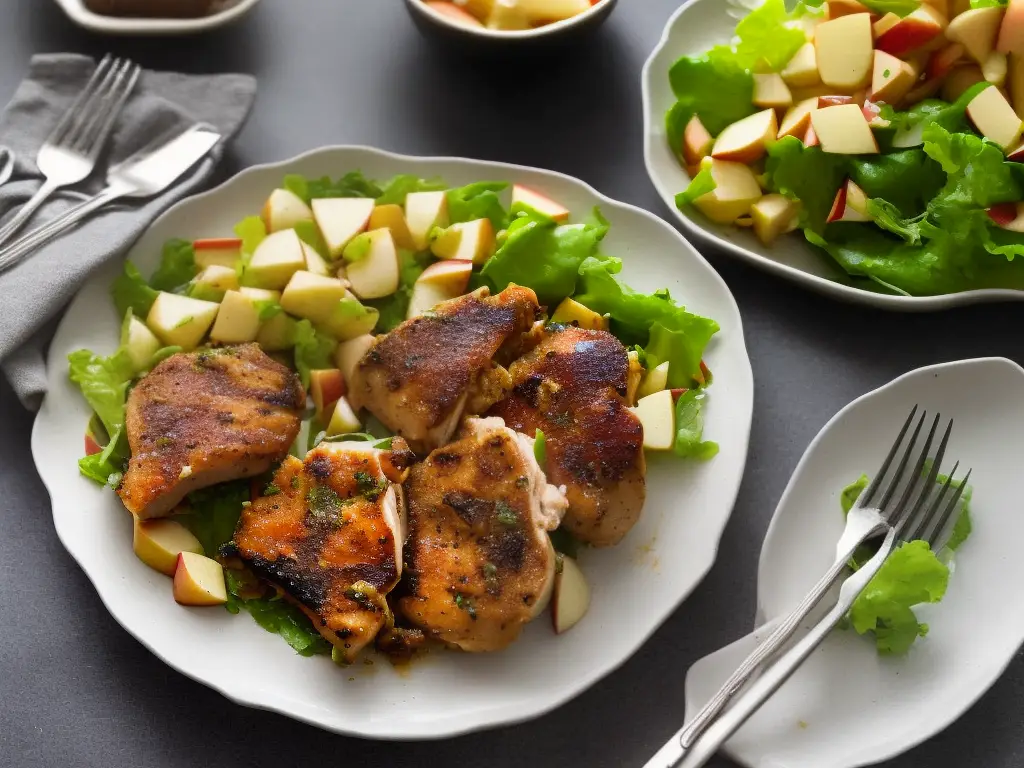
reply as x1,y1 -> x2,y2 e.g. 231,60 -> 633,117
52,0 -> 261,35
683,357 -> 1024,768
31,146 -> 754,739
641,0 -> 1024,311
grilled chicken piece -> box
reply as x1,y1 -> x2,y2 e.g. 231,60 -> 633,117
228,439 -> 415,662
399,417 -> 567,652
119,344 -> 304,519
348,286 -> 541,453
488,326 -> 646,547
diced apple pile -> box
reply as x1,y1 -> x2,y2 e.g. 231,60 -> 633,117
680,0 -> 1024,245
422,0 -> 597,31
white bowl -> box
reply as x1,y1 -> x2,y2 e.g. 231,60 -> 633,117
32,146 -> 754,739
403,0 -> 617,45
51,0 -> 261,35
641,0 -> 1024,311
681,357 -> 1024,768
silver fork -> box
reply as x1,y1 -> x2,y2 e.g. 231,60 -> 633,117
645,407 -> 970,768
0,55 -> 140,248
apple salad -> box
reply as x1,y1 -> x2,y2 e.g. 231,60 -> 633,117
669,0 -> 1024,296
421,0 -> 599,31
67,171 -> 719,661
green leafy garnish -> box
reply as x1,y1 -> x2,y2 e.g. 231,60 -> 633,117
111,262 -> 159,319
67,347 -> 135,437
376,174 -> 447,206
446,181 -> 510,230
673,390 -> 718,460
292,319 -> 337,388
149,239 -> 197,293
534,429 -> 546,467
179,481 -> 250,556
284,171 -> 382,203
225,571 -> 331,657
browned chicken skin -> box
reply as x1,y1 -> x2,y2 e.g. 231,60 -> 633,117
488,326 -> 646,547
399,417 -> 567,652
119,344 -> 304,519
348,286 -> 541,453
228,439 -> 413,661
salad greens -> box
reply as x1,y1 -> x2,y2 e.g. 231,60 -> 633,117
667,0 -> 1024,295
839,472 -> 973,655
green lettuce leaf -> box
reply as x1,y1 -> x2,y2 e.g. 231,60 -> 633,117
149,239 -> 197,293
67,347 -> 135,437
284,172 -> 382,203
849,540 -> 950,655
666,55 -> 754,145
446,182 -> 510,230
225,571 -> 331,657
848,149 -> 945,217
179,480 -> 250,556
729,0 -> 808,71
676,164 -> 716,209
479,207 -> 609,305
922,118 -> 1021,209
800,0 -> 924,15
234,216 -> 267,255
112,262 -> 159,319
293,319 -> 337,387
866,199 -> 927,244
841,474 -> 870,514
78,427 -> 128,488
573,257 -> 719,386
766,137 -> 848,233
673,389 -> 718,460
366,250 -> 432,332
376,174 -> 448,206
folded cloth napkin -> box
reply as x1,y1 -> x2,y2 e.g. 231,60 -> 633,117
0,54 -> 256,408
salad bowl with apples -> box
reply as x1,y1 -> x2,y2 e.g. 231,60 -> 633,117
643,0 -> 1024,309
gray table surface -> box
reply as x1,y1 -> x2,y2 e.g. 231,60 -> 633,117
1,1 -> 1022,766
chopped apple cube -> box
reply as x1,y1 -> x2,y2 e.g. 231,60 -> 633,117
424,1 -> 485,27
406,280 -> 456,320
711,109 -> 778,164
210,290 -> 261,344
511,184 -> 570,222
325,396 -> 361,436
1010,53 -> 1024,116
828,179 -> 872,222
753,73 -> 793,109
751,194 -> 800,245
682,115 -> 715,166
873,12 -> 900,38
781,42 -> 821,88
430,218 -> 497,264
810,103 -> 879,154
192,264 -> 239,301
123,315 -> 162,373
300,242 -> 332,277
514,0 -> 589,22
630,389 -> 675,451
312,197 -> 376,258
322,293 -> 379,341
948,6 -> 1004,63
875,5 -> 947,58
816,14 -> 874,90
928,42 -> 967,80
550,297 -> 608,331
692,158 -> 764,224
827,0 -> 872,19
239,286 -> 281,304
146,292 -> 219,351
997,0 -> 1024,55
966,84 -> 1024,148
247,229 -> 307,290
335,335 -> 376,384
345,229 -> 401,299
871,51 -> 918,104
636,361 -> 669,399
280,270 -> 349,324
417,259 -> 473,294
487,0 -> 529,30
368,204 -> 416,250
173,552 -> 227,606
261,188 -> 313,233
133,517 -> 203,576
551,554 -> 590,634
193,238 -> 242,270
779,98 -> 818,138
985,50 -> 1009,84
310,368 -> 347,421
405,190 -> 450,251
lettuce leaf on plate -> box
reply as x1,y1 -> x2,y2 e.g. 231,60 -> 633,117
446,181 -> 510,230
112,262 -> 159,319
376,174 -> 448,206
574,257 -> 719,387
284,172 -> 382,203
479,207 -> 609,305
728,0 -> 808,71
67,347 -> 135,437
848,150 -> 945,217
765,137 -> 847,233
225,570 -> 331,657
78,427 -> 128,488
293,319 -> 337,388
666,57 -> 755,149
148,238 -> 197,293
673,389 -> 718,460
799,0 -> 918,15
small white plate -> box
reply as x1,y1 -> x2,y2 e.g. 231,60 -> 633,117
32,146 -> 754,739
683,357 -> 1024,768
641,0 -> 1024,311
52,0 -> 261,35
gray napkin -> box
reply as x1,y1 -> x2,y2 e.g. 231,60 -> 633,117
0,54 -> 256,408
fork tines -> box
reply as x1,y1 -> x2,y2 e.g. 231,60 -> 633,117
856,406 -> 971,552
49,55 -> 141,157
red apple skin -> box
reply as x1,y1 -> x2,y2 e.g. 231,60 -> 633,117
84,434 -> 103,456
929,43 -> 966,80
193,237 -> 242,251
828,0 -> 874,19
682,115 -> 715,165
862,100 -> 891,126
803,124 -> 820,147
875,9 -> 946,58
828,183 -> 850,223
1008,143 -> 1024,161
310,369 -> 347,420
670,388 -> 689,402
988,202 -> 1018,226
818,95 -> 857,108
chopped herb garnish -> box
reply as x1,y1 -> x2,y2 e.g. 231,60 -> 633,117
454,593 -> 477,620
173,315 -> 194,329
290,476 -> 300,489
307,484 -> 344,522
482,563 -> 498,578
534,429 -> 546,466
495,500 -> 518,527
263,483 -> 282,497
354,470 -> 387,501
155,436 -> 173,448
515,476 -> 530,489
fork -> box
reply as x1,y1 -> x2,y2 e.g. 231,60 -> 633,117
0,55 -> 140,248
645,407 -> 970,768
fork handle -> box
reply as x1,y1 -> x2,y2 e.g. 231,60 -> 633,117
0,178 -> 60,249
644,527 -> 897,768
0,185 -> 126,274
